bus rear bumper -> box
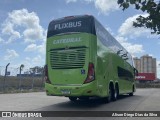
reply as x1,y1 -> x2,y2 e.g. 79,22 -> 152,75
45,81 -> 99,97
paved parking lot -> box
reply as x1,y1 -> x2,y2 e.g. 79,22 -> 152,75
0,88 -> 160,120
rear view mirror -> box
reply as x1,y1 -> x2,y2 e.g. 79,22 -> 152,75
134,68 -> 138,76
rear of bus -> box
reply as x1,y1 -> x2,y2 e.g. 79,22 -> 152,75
44,15 -> 98,99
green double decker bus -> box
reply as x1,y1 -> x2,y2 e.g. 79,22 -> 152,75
44,15 -> 137,103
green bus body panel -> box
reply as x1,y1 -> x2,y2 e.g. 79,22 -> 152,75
45,15 -> 135,98
45,81 -> 98,97
47,33 -> 95,85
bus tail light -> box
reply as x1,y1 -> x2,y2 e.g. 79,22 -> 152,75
84,63 -> 95,84
44,65 -> 51,84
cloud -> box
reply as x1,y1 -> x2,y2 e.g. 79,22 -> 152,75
2,22 -> 21,43
9,55 -> 44,70
65,0 -> 119,14
25,55 -> 44,68
23,27 -> 45,43
4,49 -> 19,60
24,44 -> 37,52
1,9 -> 46,43
94,0 -> 119,14
105,26 -> 115,36
118,14 -> 150,37
66,0 -> 77,3
116,36 -> 144,55
37,43 -> 45,55
0,37 -> 4,43
24,42 -> 46,55
32,55 -> 42,64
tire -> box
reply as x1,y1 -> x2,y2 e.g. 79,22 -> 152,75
101,86 -> 112,104
108,87 -> 112,102
69,97 -> 77,102
129,85 -> 134,96
79,97 -> 89,101
101,83 -> 116,103
114,84 -> 119,101
129,92 -> 133,96
110,85 -> 115,101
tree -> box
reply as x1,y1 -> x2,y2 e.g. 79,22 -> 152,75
117,0 -> 160,34
30,66 -> 44,74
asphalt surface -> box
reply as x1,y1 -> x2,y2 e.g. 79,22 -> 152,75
0,88 -> 160,120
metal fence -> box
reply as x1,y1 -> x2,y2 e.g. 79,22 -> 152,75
0,66 -> 45,93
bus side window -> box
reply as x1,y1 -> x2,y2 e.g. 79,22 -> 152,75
117,67 -> 133,80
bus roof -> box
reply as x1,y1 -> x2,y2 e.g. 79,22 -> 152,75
47,15 -> 133,66
47,15 -> 96,38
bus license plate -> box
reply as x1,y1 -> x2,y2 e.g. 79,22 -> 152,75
61,89 -> 71,94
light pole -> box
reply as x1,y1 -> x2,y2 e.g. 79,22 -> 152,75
0,66 -> 2,76
19,64 -> 24,90
3,63 -> 10,91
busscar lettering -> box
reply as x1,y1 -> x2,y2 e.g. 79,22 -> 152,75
53,37 -> 81,44
54,21 -> 81,30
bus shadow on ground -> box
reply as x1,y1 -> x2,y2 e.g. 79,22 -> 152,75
38,95 -> 142,111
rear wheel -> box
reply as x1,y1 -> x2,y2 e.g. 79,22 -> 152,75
114,84 -> 119,101
79,97 -> 89,101
129,92 -> 133,96
101,85 -> 113,103
129,85 -> 134,96
69,97 -> 77,102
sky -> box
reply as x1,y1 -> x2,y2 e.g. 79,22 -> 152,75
0,0 -> 160,78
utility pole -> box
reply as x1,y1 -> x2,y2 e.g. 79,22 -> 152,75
3,63 -> 10,92
0,66 -> 2,76
19,64 -> 24,90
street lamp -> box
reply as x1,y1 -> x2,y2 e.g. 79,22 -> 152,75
3,63 -> 10,91
19,64 -> 24,90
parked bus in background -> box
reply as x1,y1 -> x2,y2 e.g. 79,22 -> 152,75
44,15 -> 137,103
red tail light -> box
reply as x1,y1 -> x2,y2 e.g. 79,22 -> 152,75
84,63 -> 95,84
44,65 -> 51,84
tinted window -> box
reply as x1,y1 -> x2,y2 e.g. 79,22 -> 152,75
117,66 -> 133,79
47,15 -> 96,38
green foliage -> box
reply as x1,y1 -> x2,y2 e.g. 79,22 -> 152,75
117,0 -> 160,34
30,66 -> 44,74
